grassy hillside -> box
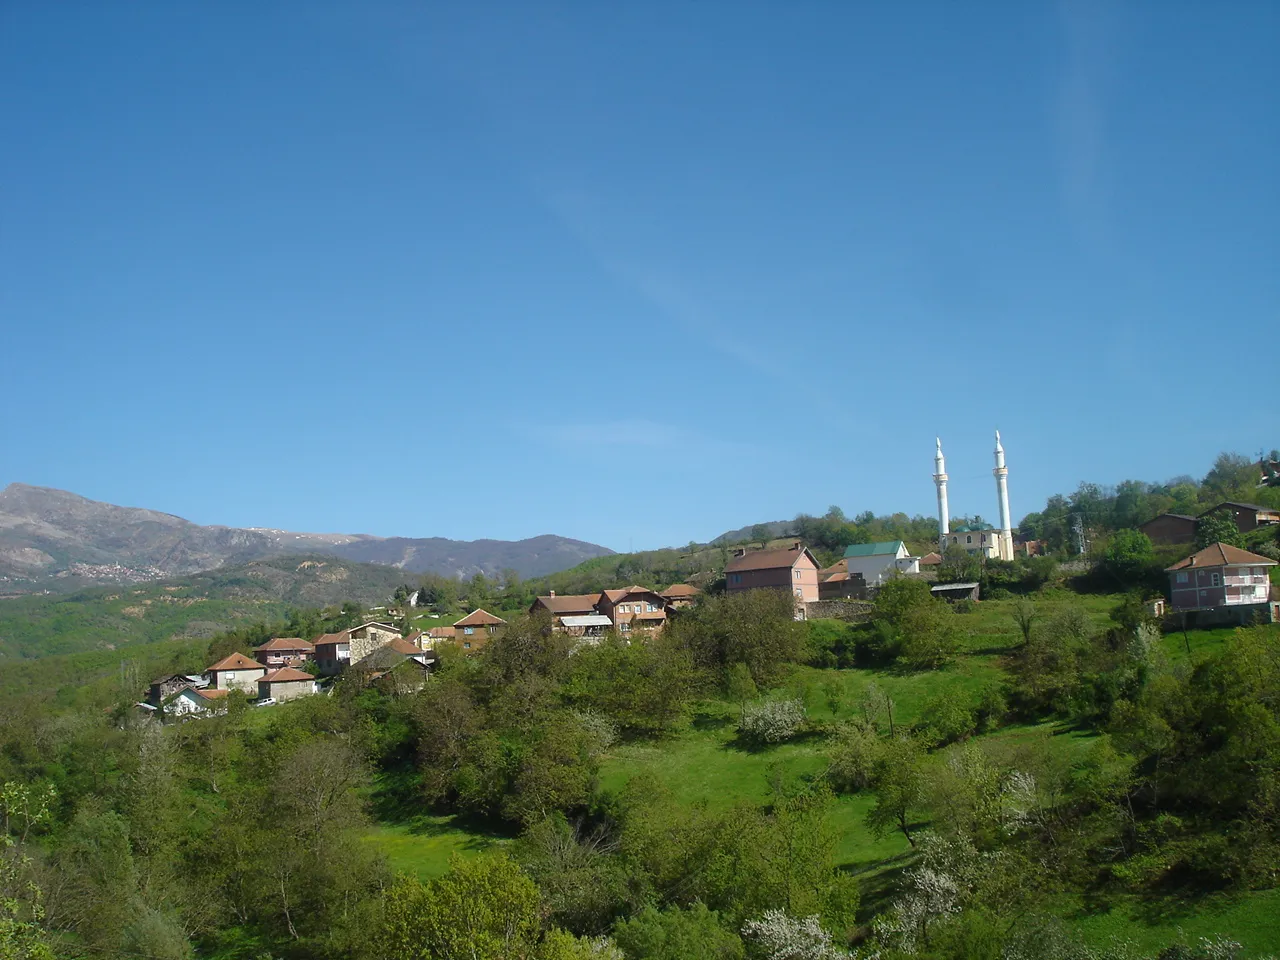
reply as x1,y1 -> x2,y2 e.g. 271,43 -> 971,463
0,554 -> 408,660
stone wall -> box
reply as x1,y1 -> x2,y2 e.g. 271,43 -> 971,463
804,599 -> 874,622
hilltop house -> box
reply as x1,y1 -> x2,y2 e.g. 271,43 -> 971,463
452,609 -> 506,650
597,586 -> 669,635
256,667 -> 317,703
842,541 -> 919,587
253,637 -> 314,667
1165,542 -> 1278,625
312,632 -> 351,676
724,543 -> 821,603
1200,502 -> 1280,534
206,653 -> 267,692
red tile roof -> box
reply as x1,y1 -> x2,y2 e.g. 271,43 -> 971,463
1166,542 -> 1277,571
260,667 -> 314,684
312,631 -> 351,648
454,609 -> 506,627
387,637 -> 424,655
724,545 -> 819,574
602,586 -> 658,603
196,688 -> 230,700
254,637 -> 315,652
427,626 -> 455,639
207,652 -> 264,672
918,552 -> 943,566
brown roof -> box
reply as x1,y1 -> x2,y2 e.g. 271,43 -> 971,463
824,572 -> 851,583
427,626 -> 455,639
402,630 -> 424,645
195,688 -> 230,700
454,608 -> 506,627
818,559 -> 847,577
601,586 -> 660,603
387,637 -> 424,655
207,652 -> 264,672
533,594 -> 600,614
312,631 -> 351,648
260,667 -> 314,684
1166,542 -> 1278,571
254,637 -> 315,653
661,583 -> 701,598
724,545 -> 819,574
918,552 -> 943,566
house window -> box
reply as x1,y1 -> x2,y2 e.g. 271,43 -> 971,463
463,642 -> 471,649
1211,573 -> 1221,587
730,574 -> 741,584
464,627 -> 474,635
966,536 -> 972,545
794,588 -> 803,597
794,569 -> 801,580
1176,572 -> 1188,583
619,622 -> 631,633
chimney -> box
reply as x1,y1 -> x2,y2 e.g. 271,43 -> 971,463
792,540 -> 802,551
550,590 -> 555,597
734,547 -> 747,558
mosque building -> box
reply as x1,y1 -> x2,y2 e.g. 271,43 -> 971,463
932,432 -> 1015,561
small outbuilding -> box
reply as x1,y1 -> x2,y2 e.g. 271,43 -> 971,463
931,582 -> 980,602
256,667 -> 317,702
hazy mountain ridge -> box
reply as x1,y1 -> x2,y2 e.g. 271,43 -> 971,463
0,483 -> 613,594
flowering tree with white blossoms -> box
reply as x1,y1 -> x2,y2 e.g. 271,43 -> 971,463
740,698 -> 807,744
741,909 -> 852,960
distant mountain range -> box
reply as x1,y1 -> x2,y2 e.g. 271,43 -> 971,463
710,520 -> 796,545
0,483 -> 614,595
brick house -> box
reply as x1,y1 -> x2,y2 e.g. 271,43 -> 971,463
1139,514 -> 1199,546
597,586 -> 669,636
1165,542 -> 1277,625
452,609 -> 506,650
312,631 -> 351,676
206,652 -> 267,692
252,637 -> 315,667
724,543 -> 821,603
256,666 -> 317,702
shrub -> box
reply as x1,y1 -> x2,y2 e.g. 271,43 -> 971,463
739,698 -> 806,744
918,690 -> 976,747
826,722 -> 883,793
897,602 -> 959,670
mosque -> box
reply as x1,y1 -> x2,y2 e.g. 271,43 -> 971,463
932,432 -> 1015,561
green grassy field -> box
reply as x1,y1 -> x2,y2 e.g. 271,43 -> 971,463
363,596 -> 1280,952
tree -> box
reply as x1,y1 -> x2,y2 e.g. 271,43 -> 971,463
0,835 -> 56,960
373,854 -> 544,960
897,602 -> 959,670
873,578 -> 933,626
1011,599 -> 1037,647
725,663 -> 758,720
750,525 -> 772,547
938,545 -> 981,584
738,698 -> 806,745
1100,529 -> 1154,588
613,903 -> 745,960
740,910 -> 850,960
866,737 -> 926,847
1195,508 -> 1244,549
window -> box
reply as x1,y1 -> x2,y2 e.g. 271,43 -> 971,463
464,627 -> 474,635
1211,573 -> 1221,587
966,536 -> 972,545
1176,572 -> 1188,583
620,622 -> 631,633
463,642 -> 471,649
730,573 -> 741,584
794,569 -> 801,580
794,588 -> 803,597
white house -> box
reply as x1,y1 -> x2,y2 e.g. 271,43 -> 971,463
206,652 -> 267,692
168,687 -> 229,717
842,541 -> 920,587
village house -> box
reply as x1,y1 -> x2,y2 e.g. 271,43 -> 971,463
659,583 -> 701,609
1165,542 -> 1278,625
597,586 -> 669,635
352,639 -> 436,694
252,637 -> 314,667
819,570 -> 869,601
842,541 -> 919,587
147,674 -> 207,707
556,614 -> 614,639
168,687 -> 229,717
256,666 -> 317,703
1200,502 -> 1280,534
425,626 -> 456,648
530,593 -> 602,629
206,652 -> 267,692
451,609 -> 506,650
1139,514 -> 1199,546
347,622 -> 401,662
312,631 -> 351,676
724,543 -> 821,604
917,552 -> 943,568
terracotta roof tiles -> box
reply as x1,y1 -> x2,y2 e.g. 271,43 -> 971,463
1165,542 -> 1277,571
207,652 -> 264,672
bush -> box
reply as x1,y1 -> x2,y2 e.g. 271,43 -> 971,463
739,698 -> 806,744
826,722 -> 883,793
897,602 -> 959,670
918,690 -> 976,747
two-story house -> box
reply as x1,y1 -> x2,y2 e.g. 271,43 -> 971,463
659,584 -> 701,609
347,622 -> 401,662
597,586 -> 669,635
530,593 -> 602,628
451,609 -> 506,650
1166,542 -> 1277,625
1199,502 -> 1280,534
312,631 -> 352,676
256,667 -> 317,703
252,637 -> 314,668
205,652 -> 267,692
724,543 -> 821,604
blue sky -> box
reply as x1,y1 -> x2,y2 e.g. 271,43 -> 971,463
1,3 -> 1276,551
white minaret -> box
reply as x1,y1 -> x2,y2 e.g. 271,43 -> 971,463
934,438 -> 950,551
993,430 -> 1013,561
